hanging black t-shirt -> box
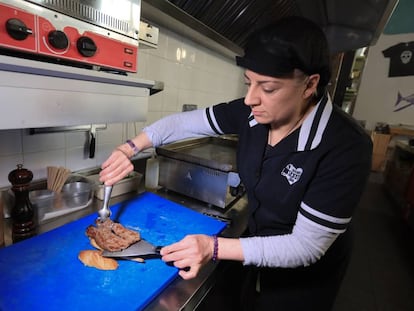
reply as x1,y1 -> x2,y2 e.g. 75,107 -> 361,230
382,41 -> 414,77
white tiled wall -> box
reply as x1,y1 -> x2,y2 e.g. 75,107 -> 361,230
0,27 -> 245,188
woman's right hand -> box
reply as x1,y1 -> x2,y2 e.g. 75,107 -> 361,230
99,148 -> 134,186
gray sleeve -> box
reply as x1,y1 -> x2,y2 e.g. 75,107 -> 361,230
142,109 -> 218,147
240,213 -> 340,267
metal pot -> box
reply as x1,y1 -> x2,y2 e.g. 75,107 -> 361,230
62,182 -> 93,208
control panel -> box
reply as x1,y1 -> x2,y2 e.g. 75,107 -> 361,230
0,3 -> 138,72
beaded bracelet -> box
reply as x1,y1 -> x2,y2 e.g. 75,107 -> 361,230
126,139 -> 139,155
212,235 -> 219,263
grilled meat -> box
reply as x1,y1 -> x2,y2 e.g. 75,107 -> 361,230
86,219 -> 140,252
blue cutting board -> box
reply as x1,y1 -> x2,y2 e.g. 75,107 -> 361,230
0,192 -> 227,311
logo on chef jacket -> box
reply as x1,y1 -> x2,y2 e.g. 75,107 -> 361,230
281,164 -> 303,185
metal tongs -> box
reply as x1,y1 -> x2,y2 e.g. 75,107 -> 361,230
97,185 -> 113,222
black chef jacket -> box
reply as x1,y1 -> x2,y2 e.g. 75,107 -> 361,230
204,95 -> 373,310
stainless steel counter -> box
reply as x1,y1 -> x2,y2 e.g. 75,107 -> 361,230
1,183 -> 248,310
144,188 -> 248,311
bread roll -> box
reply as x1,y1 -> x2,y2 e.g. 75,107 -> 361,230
89,238 -> 102,250
78,250 -> 118,270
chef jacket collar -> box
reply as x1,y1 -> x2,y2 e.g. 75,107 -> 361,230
247,94 -> 332,152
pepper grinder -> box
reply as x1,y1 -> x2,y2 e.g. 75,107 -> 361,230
8,164 -> 36,242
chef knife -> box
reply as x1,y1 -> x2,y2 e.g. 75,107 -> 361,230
102,240 -> 190,271
89,124 -> 96,158
102,239 -> 162,258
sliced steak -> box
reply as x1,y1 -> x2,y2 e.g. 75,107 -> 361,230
110,222 -> 140,245
86,220 -> 140,252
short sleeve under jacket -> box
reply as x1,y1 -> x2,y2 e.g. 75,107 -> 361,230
205,96 -> 372,237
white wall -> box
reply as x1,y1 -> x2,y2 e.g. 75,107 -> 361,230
353,32 -> 414,130
0,27 -> 245,187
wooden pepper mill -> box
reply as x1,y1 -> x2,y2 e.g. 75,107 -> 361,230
8,164 -> 36,242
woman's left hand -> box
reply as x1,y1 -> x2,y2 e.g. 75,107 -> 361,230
160,234 -> 214,280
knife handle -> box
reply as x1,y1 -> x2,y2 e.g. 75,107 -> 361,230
155,246 -> 162,254
89,132 -> 95,158
166,260 -> 190,272
156,246 -> 189,271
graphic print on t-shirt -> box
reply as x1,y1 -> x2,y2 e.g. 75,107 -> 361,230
281,164 -> 303,185
382,41 -> 414,77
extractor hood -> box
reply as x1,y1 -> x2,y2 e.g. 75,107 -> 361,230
142,0 -> 398,57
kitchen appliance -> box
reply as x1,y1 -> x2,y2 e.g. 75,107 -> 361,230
0,192 -> 227,311
142,0 -> 398,57
0,0 -> 140,72
0,0 -> 160,130
156,136 -> 244,209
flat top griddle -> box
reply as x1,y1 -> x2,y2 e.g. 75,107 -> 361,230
156,136 -> 238,172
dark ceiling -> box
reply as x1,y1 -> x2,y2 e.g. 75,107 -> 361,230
142,0 -> 398,56
166,0 -> 299,49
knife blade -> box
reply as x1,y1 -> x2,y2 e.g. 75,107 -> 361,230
102,239 -> 162,258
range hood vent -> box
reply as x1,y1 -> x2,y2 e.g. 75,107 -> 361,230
142,0 -> 398,57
